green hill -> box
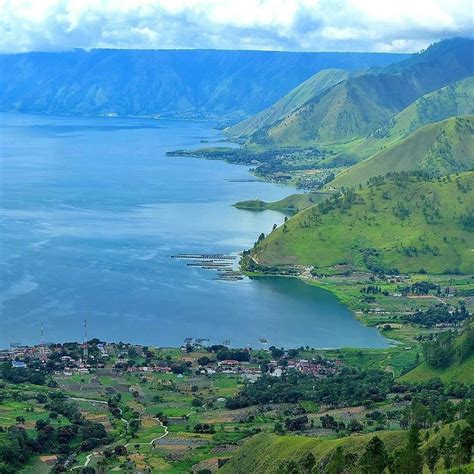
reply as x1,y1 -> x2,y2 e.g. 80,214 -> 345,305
332,116 -> 474,188
221,423 -> 468,474
252,172 -> 474,274
337,76 -> 474,161
231,38 -> 474,147
400,319 -> 474,384
234,192 -> 332,213
400,352 -> 474,385
378,76 -> 474,141
220,431 -> 407,474
228,69 -> 351,139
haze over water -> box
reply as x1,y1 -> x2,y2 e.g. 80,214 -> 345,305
0,113 -> 387,349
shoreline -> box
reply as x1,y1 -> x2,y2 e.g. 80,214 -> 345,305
242,269 -> 399,345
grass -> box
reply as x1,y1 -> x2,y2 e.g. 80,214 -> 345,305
333,116 -> 474,188
400,352 -> 474,385
228,69 -> 351,140
255,172 -> 474,274
220,431 -> 407,473
220,419 -> 472,474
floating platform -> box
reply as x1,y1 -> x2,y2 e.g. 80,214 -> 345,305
172,253 -> 243,281
171,254 -> 236,260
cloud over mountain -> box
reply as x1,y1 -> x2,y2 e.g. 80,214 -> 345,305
0,0 -> 472,53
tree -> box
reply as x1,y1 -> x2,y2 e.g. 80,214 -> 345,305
114,445 -> 127,456
285,416 -> 308,431
197,356 -> 211,366
273,422 -> 285,435
326,447 -> 345,474
424,445 -> 439,474
81,467 -> 95,474
393,425 -> 423,474
347,419 -> 363,432
359,436 -> 388,474
301,452 -> 316,473
458,425 -> 474,464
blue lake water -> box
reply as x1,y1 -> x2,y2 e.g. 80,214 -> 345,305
0,113 -> 388,349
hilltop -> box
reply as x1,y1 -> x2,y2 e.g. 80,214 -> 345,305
374,76 -> 474,144
229,38 -> 474,147
228,68 -> 351,139
251,172 -> 474,274
332,116 -> 474,188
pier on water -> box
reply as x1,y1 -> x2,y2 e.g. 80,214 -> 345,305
170,253 -> 243,281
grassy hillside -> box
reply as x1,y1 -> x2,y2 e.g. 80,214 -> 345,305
400,319 -> 474,384
379,76 -> 474,140
221,431 -> 407,474
253,172 -> 474,274
332,116 -> 474,188
233,38 -> 474,147
221,422 -> 468,474
335,76 -> 474,161
234,192 -> 332,213
400,352 -> 474,385
228,69 -> 350,138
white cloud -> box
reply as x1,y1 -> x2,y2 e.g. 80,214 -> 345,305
0,0 -> 472,53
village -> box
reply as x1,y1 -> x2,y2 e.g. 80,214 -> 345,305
0,339 -> 344,382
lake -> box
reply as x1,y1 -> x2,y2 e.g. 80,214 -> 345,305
0,113 -> 388,349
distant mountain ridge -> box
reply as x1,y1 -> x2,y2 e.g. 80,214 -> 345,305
0,49 -> 408,121
231,38 -> 474,146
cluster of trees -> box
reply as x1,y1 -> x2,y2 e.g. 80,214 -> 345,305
360,248 -> 399,276
423,331 -> 456,369
406,303 -> 469,327
423,320 -> 474,368
226,369 -> 393,410
360,285 -> 385,294
0,363 -> 46,385
316,188 -> 362,216
0,391 -> 110,472
277,408 -> 474,474
459,210 -> 474,230
400,281 -> 439,296
366,170 -> 434,188
206,346 -> 251,362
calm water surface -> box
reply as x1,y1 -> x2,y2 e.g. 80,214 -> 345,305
0,113 -> 387,349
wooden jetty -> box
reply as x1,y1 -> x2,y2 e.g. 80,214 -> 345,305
171,254 -> 236,260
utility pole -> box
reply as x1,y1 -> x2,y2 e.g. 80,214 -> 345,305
83,318 -> 88,362
39,322 -> 47,362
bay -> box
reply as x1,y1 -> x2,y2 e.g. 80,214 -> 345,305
0,113 -> 388,349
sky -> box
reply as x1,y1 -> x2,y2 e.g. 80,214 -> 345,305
0,0 -> 472,53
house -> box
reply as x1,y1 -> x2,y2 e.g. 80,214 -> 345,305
218,360 -> 241,372
270,367 -> 283,377
154,366 -> 172,373
12,360 -> 26,369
